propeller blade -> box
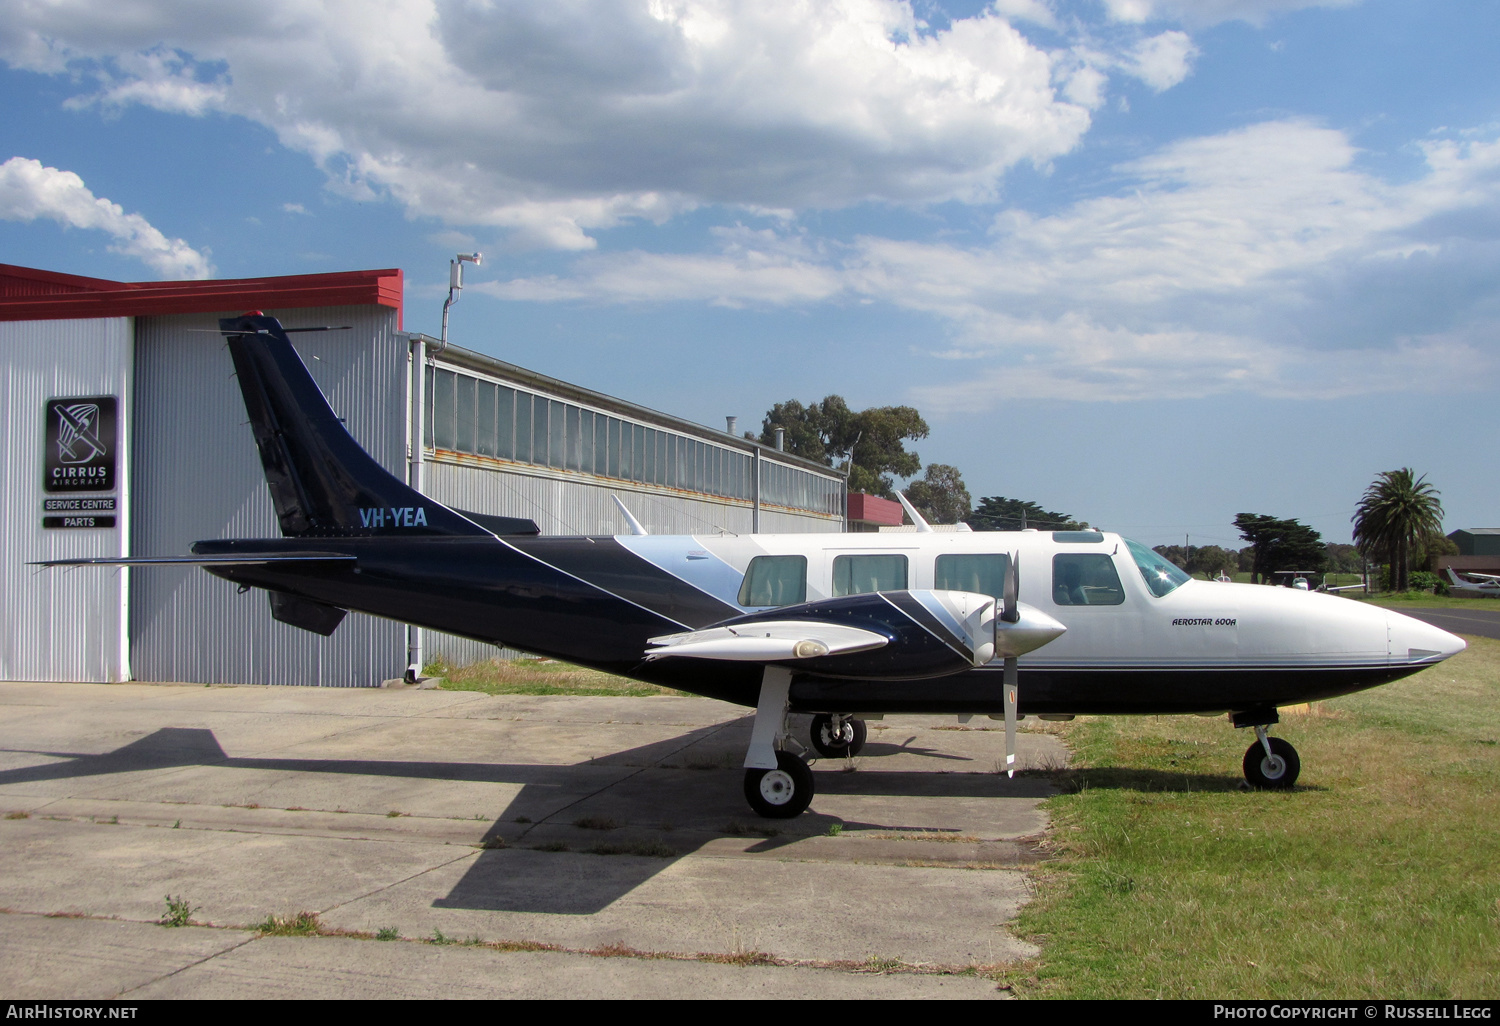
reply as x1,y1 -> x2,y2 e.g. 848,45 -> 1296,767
1002,552 -> 1020,623
1004,655 -> 1018,778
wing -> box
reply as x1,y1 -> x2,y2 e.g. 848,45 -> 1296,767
644,589 -> 1065,681
31,553 -> 356,568
644,621 -> 889,662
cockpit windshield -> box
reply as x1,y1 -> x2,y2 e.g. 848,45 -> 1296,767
1125,538 -> 1191,597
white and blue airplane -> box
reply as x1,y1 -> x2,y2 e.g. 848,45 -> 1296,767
41,314 -> 1468,817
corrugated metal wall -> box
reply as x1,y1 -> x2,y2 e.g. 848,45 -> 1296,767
129,307 -> 408,686
0,318 -> 131,682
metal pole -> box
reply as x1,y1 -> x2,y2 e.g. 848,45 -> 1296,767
406,333 -> 426,682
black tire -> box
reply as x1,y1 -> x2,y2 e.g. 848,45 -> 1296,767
810,714 -> 868,758
744,750 -> 815,818
1243,736 -> 1300,789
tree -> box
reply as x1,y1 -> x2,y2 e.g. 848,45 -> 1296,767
1192,545 -> 1239,579
904,464 -> 971,525
760,396 -> 927,498
1352,469 -> 1444,593
1324,543 -> 1363,575
967,496 -> 1085,532
1234,514 -> 1326,584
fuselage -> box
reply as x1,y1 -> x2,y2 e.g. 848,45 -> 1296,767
199,526 -> 1465,718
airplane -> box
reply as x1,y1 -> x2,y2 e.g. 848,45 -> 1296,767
38,314 -> 1468,817
1445,568 -> 1500,597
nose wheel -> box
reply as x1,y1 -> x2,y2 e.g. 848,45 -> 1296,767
810,714 -> 867,758
1243,729 -> 1300,789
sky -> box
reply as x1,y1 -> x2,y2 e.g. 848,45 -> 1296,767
2,0 -> 1497,550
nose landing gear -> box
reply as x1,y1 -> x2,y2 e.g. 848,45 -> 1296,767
1233,711 -> 1301,789
1241,723 -> 1300,789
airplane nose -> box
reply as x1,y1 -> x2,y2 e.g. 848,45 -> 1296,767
1386,609 -> 1467,664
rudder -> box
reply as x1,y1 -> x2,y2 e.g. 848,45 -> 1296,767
222,313 -> 491,538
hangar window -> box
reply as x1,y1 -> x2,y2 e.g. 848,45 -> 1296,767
832,554 -> 908,597
424,365 -> 840,515
739,555 -> 808,607
935,553 -> 1010,599
1053,553 -> 1125,606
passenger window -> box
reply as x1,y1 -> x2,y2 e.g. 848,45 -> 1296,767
738,555 -> 807,607
1053,553 -> 1125,606
832,554 -> 908,597
935,553 -> 1010,599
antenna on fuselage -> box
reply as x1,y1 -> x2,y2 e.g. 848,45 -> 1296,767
612,495 -> 649,536
895,492 -> 934,533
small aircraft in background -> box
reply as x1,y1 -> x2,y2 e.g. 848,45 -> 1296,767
39,315 -> 1468,817
1445,568 -> 1500,597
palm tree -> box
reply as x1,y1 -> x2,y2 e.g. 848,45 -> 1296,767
1352,469 -> 1444,592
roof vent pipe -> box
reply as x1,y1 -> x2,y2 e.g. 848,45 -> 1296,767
774,427 -> 785,451
726,416 -> 738,435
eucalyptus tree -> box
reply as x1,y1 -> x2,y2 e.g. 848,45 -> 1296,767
1351,468 -> 1444,593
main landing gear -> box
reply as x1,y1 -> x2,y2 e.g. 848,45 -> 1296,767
809,713 -> 867,759
742,667 -> 815,818
1234,711 -> 1300,789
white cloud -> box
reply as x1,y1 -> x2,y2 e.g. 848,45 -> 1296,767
0,157 -> 213,278
482,225 -> 844,306
491,120 -> 1500,403
0,0 -> 1098,248
1124,30 -> 1196,92
1100,0 -> 1361,28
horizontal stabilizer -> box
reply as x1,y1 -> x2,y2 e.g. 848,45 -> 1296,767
31,553 -> 356,568
644,621 -> 888,662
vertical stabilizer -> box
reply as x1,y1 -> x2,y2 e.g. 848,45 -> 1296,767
221,313 -> 488,538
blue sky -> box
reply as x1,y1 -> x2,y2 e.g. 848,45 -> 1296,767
2,0 -> 1497,549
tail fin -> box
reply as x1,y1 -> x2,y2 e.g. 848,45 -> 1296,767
223,313 -> 491,538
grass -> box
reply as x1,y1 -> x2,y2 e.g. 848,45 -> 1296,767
433,656 -> 685,697
1003,635 -> 1500,999
254,910 -> 324,936
158,895 -> 199,928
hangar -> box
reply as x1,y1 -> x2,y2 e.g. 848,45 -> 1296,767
0,263 -> 846,686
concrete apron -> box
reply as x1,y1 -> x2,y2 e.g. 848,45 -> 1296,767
0,681 -> 1067,1000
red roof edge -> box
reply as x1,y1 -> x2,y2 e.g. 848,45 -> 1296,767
0,265 -> 403,325
847,492 -> 905,527
0,263 -> 128,297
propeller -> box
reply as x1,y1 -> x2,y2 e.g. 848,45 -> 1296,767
999,554 -> 1020,777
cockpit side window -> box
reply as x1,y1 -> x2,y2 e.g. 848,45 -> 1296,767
738,554 -> 807,607
1126,538 -> 1191,597
831,554 -> 908,597
935,553 -> 1010,599
1052,553 -> 1125,606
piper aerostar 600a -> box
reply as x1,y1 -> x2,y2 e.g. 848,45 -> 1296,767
41,314 -> 1467,818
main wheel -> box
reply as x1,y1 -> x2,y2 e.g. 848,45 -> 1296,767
743,750 -> 815,818
810,714 -> 868,758
1243,736 -> 1300,789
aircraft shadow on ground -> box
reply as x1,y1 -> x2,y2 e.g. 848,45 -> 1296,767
1,720 -> 1070,914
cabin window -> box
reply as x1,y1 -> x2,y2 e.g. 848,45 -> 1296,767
1052,553 -> 1125,605
1126,538 -> 1191,597
738,555 -> 808,607
832,554 -> 908,597
935,553 -> 1011,598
